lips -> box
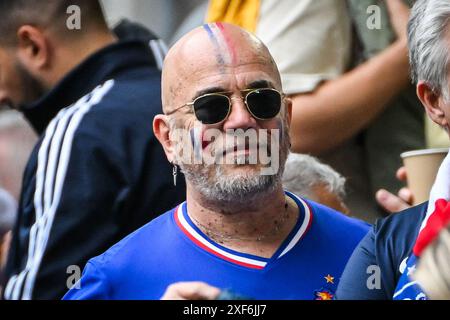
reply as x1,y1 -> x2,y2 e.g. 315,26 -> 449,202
222,143 -> 265,157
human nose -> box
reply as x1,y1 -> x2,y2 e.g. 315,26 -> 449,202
222,95 -> 258,131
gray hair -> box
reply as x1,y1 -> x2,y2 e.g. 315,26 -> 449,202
408,0 -> 450,100
282,153 -> 346,200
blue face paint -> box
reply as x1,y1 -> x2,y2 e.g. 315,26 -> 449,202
202,24 -> 226,65
190,127 -> 202,163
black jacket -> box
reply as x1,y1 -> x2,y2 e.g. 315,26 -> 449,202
3,24 -> 186,300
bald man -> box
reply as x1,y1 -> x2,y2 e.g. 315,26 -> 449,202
64,23 -> 368,300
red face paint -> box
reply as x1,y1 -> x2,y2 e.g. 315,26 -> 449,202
190,127 -> 212,151
215,22 -> 237,66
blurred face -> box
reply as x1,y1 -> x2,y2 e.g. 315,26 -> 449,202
164,24 -> 291,204
0,48 -> 45,111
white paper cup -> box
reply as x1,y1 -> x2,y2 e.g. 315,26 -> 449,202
401,148 -> 449,205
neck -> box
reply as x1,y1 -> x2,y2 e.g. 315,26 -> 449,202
44,31 -> 117,88
186,186 -> 299,257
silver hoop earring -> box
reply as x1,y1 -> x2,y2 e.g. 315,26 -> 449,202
172,164 -> 178,187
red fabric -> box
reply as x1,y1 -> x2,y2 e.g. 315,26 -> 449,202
413,199 -> 450,256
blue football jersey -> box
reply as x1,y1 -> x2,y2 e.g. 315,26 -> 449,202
63,192 -> 369,300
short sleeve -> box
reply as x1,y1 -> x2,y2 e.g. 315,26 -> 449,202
63,261 -> 110,300
336,229 -> 390,300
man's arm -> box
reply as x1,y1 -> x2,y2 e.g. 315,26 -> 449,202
290,41 -> 410,154
290,0 -> 411,154
336,229 -> 390,300
4,125 -> 131,300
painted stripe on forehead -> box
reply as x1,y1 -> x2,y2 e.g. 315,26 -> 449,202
202,23 -> 226,65
215,22 -> 237,65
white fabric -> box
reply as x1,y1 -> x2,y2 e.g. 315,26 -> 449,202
421,151 -> 450,233
256,0 -> 352,94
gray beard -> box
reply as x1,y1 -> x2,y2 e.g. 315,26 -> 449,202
182,164 -> 282,204
176,119 -> 291,210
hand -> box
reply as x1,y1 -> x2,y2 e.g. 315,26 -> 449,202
386,0 -> 411,41
160,282 -> 221,300
376,167 -> 413,213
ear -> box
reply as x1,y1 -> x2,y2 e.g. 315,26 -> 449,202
15,26 -> 51,73
284,97 -> 293,127
417,81 -> 448,127
153,115 -> 176,163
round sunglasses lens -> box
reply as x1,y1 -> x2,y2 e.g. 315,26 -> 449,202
193,95 -> 230,124
246,89 -> 281,119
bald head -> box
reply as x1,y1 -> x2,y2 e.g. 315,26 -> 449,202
162,23 -> 281,114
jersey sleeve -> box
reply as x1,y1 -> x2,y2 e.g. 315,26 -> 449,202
4,128 -> 130,300
63,261 -> 109,300
335,228 -> 390,300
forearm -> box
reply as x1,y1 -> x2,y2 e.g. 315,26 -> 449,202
290,40 -> 411,155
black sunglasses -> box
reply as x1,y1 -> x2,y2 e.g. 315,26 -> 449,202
168,88 -> 284,125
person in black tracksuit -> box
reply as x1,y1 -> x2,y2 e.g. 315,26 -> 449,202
0,2 -> 185,299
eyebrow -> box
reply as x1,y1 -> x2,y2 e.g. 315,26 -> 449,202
194,87 -> 227,99
193,80 -> 275,100
246,80 -> 275,90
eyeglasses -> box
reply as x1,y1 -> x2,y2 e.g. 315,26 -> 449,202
167,88 -> 284,125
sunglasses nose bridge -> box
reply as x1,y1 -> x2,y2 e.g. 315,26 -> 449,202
229,95 -> 254,118
223,94 -> 258,129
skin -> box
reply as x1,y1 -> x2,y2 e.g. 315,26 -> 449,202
154,23 -> 296,259
0,21 -> 116,111
289,0 -> 412,154
161,282 -> 221,300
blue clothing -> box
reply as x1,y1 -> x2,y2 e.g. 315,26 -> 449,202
64,192 -> 369,300
336,203 -> 428,300
392,254 -> 427,300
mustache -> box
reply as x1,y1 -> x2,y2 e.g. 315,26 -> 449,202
219,142 -> 270,157
201,132 -> 275,155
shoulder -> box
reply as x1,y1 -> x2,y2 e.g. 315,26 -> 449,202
306,199 -> 370,239
86,206 -> 178,274
289,195 -> 370,259
50,77 -> 162,157
369,202 -> 427,275
372,203 -> 427,250
80,74 -> 162,128
335,203 -> 428,299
